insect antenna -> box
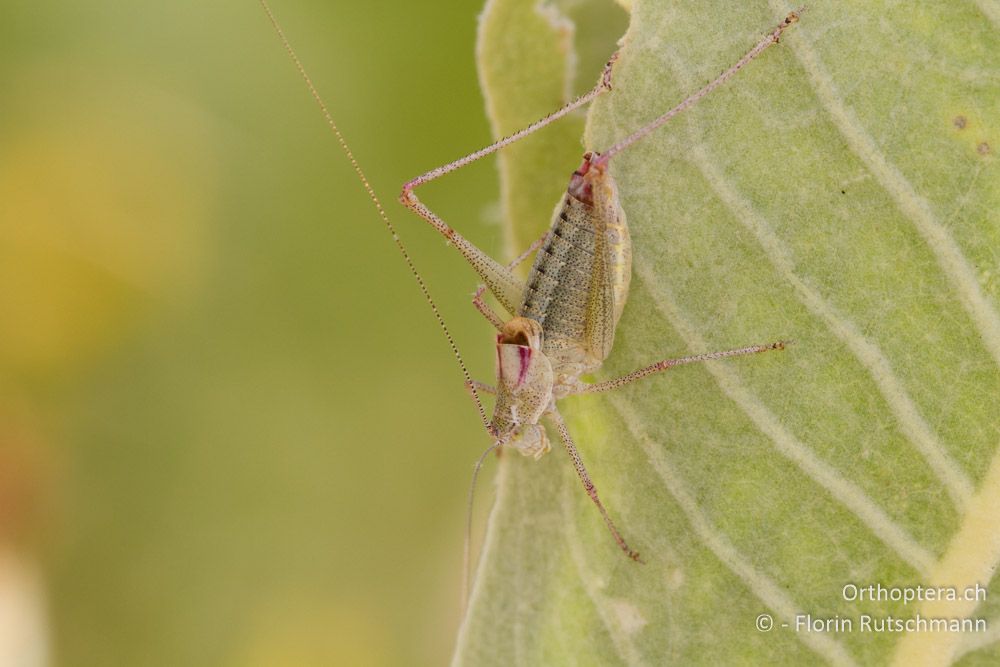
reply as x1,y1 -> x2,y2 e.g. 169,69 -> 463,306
258,0 -> 491,431
463,438 -> 503,612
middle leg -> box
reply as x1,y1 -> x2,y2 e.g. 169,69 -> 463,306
577,341 -> 786,395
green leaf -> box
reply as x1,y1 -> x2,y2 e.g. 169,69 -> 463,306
457,1 -> 1000,665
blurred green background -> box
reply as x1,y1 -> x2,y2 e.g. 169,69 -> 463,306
0,1 -> 536,664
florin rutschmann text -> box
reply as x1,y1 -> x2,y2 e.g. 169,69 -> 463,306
754,583 -> 988,635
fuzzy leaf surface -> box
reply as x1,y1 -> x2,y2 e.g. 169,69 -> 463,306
457,2 -> 1000,665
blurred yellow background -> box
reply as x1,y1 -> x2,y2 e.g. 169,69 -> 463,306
0,1 -> 518,664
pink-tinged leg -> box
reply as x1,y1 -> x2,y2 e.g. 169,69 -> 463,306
465,379 -> 496,397
472,284 -> 507,331
579,341 -> 786,395
397,56 -> 620,314
548,409 -> 642,563
471,229 -> 552,330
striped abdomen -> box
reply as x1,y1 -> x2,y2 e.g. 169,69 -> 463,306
518,154 -> 631,376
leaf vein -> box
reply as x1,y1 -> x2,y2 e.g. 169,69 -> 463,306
611,397 -> 860,667
972,0 -> 1000,30
890,441 -> 1000,665
630,265 -> 935,575
562,484 -> 648,667
685,140 -> 974,510
775,2 -> 1000,372
952,615 -> 1000,662
651,40 -> 974,512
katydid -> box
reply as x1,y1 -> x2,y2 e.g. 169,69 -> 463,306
260,0 -> 797,572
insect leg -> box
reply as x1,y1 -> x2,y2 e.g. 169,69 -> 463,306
402,55 -> 617,194
465,380 -> 496,396
398,195 -> 526,315
472,229 -> 552,330
472,289 -> 508,331
548,409 -> 641,562
506,228 -> 552,272
594,10 -> 801,167
399,56 -> 620,313
577,341 -> 786,395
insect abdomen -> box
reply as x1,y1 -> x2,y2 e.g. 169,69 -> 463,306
519,158 -> 630,370
520,195 -> 600,356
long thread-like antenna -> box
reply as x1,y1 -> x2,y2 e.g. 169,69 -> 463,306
258,0 -> 491,431
463,439 -> 501,612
